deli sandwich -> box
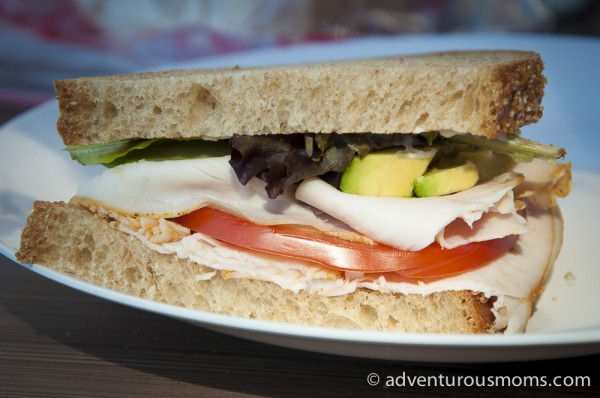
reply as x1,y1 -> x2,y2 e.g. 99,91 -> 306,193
16,50 -> 571,334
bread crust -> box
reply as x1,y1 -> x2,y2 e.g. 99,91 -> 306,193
55,50 -> 545,146
17,201 -> 495,333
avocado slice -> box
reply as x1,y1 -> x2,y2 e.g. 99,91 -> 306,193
414,161 -> 479,197
339,148 -> 436,197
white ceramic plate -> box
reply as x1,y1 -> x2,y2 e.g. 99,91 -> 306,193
2,33 -> 600,363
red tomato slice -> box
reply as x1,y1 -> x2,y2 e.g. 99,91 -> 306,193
172,207 -> 518,278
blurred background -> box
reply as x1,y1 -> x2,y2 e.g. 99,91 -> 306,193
0,0 -> 598,114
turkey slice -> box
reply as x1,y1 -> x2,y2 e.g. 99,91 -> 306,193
295,172 -> 527,251
74,156 -> 333,230
513,158 -> 572,208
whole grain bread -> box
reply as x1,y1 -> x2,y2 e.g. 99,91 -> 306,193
16,201 -> 496,333
55,50 -> 545,146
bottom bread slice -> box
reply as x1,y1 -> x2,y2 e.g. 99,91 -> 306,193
16,201 -> 496,333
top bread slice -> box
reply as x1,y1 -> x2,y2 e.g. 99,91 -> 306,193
55,50 -> 545,146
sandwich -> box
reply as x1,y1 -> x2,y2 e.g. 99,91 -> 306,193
16,50 -> 571,334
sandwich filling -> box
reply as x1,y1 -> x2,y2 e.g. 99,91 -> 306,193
71,148 -> 570,333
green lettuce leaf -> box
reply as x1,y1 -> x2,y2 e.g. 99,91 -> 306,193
66,132 -> 567,200
66,138 -> 229,167
448,133 -> 566,162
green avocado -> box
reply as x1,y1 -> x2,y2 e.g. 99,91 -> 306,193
339,148 -> 436,197
414,161 -> 479,197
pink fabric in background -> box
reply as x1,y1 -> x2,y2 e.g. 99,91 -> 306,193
0,0 -> 558,106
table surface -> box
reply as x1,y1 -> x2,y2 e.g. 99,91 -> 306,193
1,106 -> 599,398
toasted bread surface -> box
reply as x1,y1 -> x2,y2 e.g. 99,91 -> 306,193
55,50 -> 545,146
